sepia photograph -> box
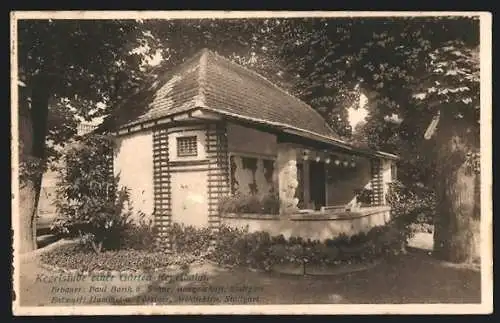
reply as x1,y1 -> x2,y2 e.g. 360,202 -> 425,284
11,11 -> 492,315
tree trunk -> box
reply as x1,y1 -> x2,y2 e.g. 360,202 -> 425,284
18,76 -> 50,253
19,178 -> 38,253
433,114 -> 480,264
19,100 -> 37,253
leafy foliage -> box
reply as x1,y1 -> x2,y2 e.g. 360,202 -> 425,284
21,17 -> 481,260
209,225 -> 275,270
18,19 -> 159,185
218,193 -> 280,215
353,188 -> 373,205
18,19 -> 162,252
464,151 -> 481,175
274,17 -> 479,188
209,223 -> 407,271
120,216 -> 158,251
165,223 -> 214,256
143,18 -> 479,195
18,19 -> 159,110
21,17 -> 480,185
386,180 -> 437,237
42,220 -> 408,272
44,99 -> 79,167
40,243 -> 197,272
53,134 -> 140,253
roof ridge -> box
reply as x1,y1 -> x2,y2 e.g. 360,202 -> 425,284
195,48 -> 209,107
110,49 -> 206,115
205,49 -> 340,138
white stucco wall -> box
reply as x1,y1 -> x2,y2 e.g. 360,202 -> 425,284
227,122 -> 277,156
171,171 -> 209,228
168,127 -> 207,162
168,125 -> 211,228
221,206 -> 391,241
113,130 -> 154,223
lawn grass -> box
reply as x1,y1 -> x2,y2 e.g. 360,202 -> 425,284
118,249 -> 480,305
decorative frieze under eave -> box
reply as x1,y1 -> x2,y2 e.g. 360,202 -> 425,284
278,127 -> 399,161
111,108 -> 223,136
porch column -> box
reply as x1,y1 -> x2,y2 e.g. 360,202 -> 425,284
381,159 -> 393,206
277,143 -> 299,215
370,158 -> 383,206
302,161 -> 311,208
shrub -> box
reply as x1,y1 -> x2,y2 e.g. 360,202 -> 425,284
209,224 -> 250,266
260,193 -> 280,214
386,180 -> 437,239
53,134 -> 150,253
54,183 -> 136,253
353,188 -> 373,205
210,225 -> 276,269
166,223 -> 214,256
375,223 -> 407,256
325,233 -> 350,247
308,243 -> 340,265
120,214 -> 158,251
219,192 -> 280,215
209,223 -> 407,270
243,231 -> 274,269
283,243 -> 305,264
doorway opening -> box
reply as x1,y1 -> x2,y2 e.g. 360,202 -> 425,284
309,161 -> 326,210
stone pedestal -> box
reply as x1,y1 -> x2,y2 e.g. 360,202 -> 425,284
277,143 -> 299,215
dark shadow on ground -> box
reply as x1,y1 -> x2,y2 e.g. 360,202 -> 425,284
117,249 -> 481,305
36,234 -> 59,249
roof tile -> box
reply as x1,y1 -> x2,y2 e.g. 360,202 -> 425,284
115,48 -> 341,142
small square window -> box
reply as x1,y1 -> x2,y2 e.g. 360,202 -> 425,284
177,136 -> 198,157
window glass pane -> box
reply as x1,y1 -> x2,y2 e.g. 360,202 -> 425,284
177,136 -> 197,157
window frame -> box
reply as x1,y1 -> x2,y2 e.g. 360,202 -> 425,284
176,135 -> 198,157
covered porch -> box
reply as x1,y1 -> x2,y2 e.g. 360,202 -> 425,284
221,129 -> 398,240
276,139 -> 396,214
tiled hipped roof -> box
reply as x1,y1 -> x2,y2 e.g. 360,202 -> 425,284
115,48 -> 342,143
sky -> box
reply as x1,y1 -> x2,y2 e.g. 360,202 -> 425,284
147,50 -> 163,66
347,93 -> 369,130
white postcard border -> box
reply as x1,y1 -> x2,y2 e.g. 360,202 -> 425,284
10,10 -> 493,315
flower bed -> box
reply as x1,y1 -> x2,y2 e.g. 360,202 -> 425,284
208,221 -> 407,272
40,244 -> 199,273
41,218 -> 407,275
218,193 -> 280,215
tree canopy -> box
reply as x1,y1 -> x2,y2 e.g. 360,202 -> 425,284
17,16 -> 482,261
17,18 -> 162,252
